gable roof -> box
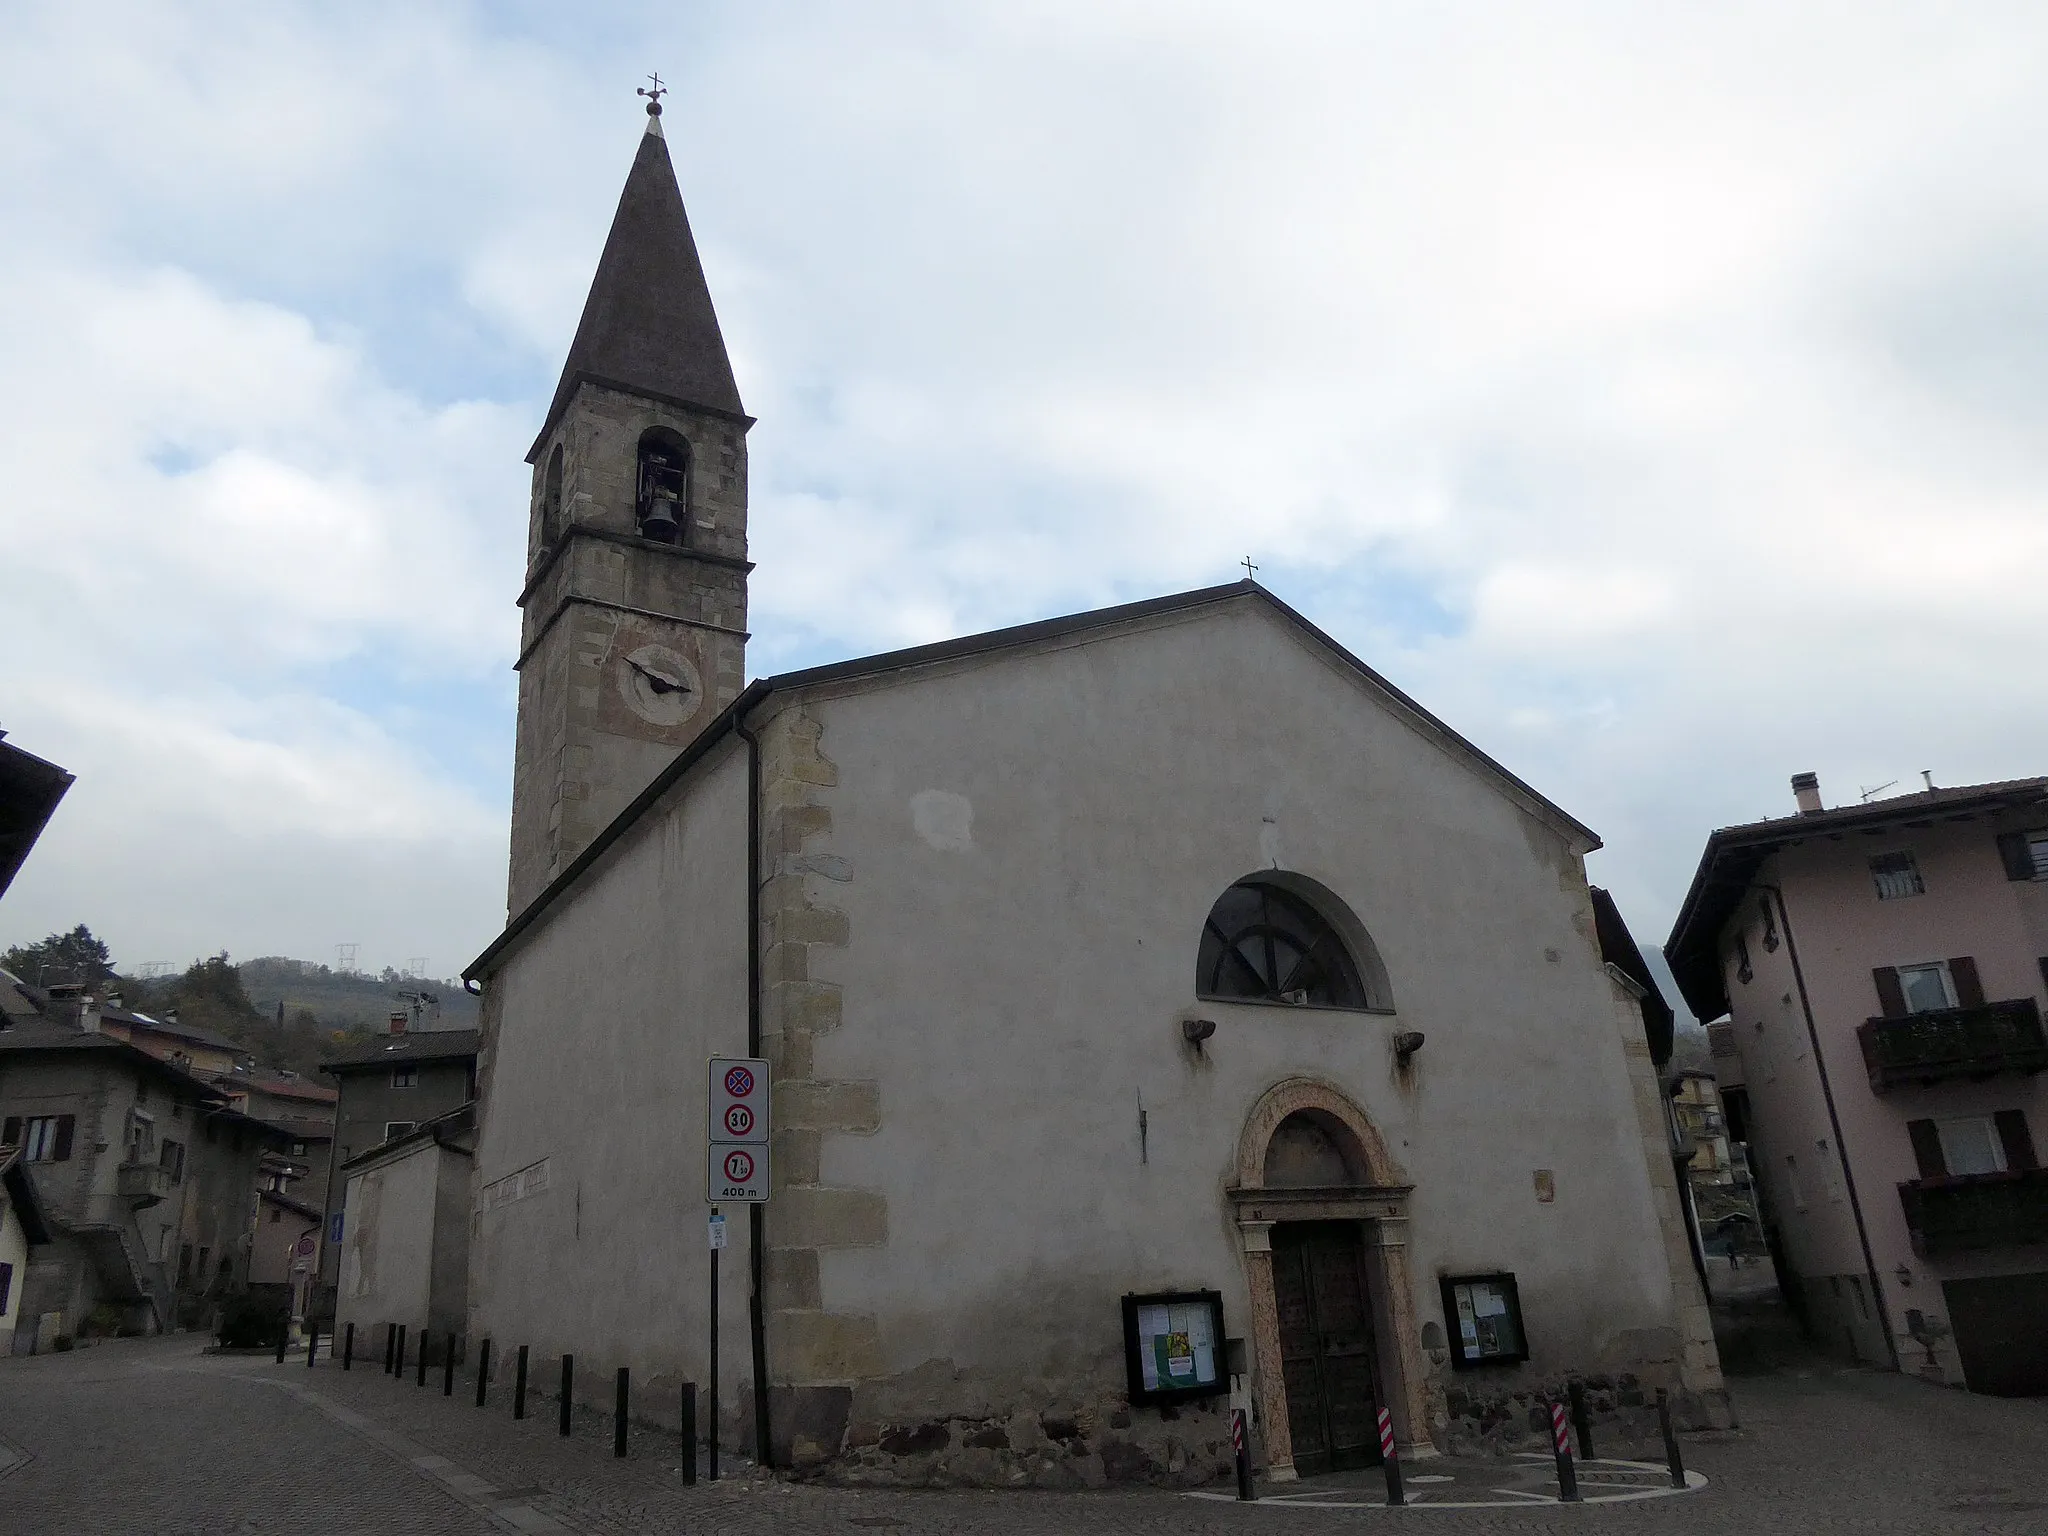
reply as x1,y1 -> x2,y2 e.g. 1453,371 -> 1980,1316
320,1028 -> 479,1075
0,1017 -> 237,1099
1590,886 -> 1677,1067
1663,775 -> 2048,1022
529,118 -> 746,460
468,580 -> 1600,982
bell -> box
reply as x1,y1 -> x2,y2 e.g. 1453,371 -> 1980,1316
640,496 -> 681,544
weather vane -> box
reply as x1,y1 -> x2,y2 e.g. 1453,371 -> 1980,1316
638,73 -> 667,116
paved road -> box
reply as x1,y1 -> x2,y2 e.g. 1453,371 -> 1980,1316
2,1336 -> 2046,1534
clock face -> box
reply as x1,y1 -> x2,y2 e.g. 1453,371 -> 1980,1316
617,644 -> 702,727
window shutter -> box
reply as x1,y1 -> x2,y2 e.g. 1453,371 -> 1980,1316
53,1114 -> 75,1161
1948,957 -> 1986,1009
1907,1118 -> 1947,1180
1995,1110 -> 2038,1172
1,1116 -> 19,1148
1872,967 -> 1907,1019
1997,831 -> 2036,881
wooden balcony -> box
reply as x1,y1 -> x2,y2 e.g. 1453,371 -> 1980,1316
1899,1169 -> 2048,1258
116,1161 -> 175,1208
1856,999 -> 2048,1092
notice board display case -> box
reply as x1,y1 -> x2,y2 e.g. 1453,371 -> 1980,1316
1121,1289 -> 1227,1405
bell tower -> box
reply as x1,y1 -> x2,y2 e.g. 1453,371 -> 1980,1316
507,95 -> 751,914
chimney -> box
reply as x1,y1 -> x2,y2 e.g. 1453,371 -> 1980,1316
388,1011 -> 409,1035
1792,772 -> 1824,815
78,994 -> 102,1034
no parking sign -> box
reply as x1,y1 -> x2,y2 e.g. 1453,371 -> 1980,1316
708,1056 -> 771,1202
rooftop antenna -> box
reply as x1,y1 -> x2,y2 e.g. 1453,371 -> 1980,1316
1858,780 -> 1898,804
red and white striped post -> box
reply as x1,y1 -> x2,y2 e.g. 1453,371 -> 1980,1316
1378,1406 -> 1405,1506
1231,1406 -> 1254,1502
1550,1400 -> 1581,1502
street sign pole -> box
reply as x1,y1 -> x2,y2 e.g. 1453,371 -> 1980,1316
708,1204 -> 720,1483
705,1057 -> 769,1480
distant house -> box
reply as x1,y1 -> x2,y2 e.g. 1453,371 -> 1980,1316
95,1003 -> 245,1077
314,1018 -> 476,1317
248,1188 -> 323,1322
0,986 -> 289,1345
1,1143 -> 54,1353
1666,772 -> 2048,1395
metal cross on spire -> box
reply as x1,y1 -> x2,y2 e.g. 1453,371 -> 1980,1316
638,72 -> 667,115
1241,556 -> 1259,580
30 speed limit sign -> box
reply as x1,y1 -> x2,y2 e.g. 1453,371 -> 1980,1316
708,1057 -> 771,1202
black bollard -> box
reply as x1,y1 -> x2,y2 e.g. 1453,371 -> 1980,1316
1657,1388 -> 1686,1489
1551,1400 -> 1581,1502
274,1321 -> 288,1365
384,1322 -> 396,1374
559,1354 -> 575,1437
1233,1406 -> 1255,1501
343,1322 -> 355,1371
615,1367 -> 630,1458
1569,1379 -> 1595,1461
1378,1406 -> 1405,1507
395,1324 -> 407,1379
681,1383 -> 698,1486
514,1344 -> 529,1420
417,1332 -> 428,1387
307,1320 -> 320,1367
475,1338 -> 491,1407
444,1333 -> 456,1396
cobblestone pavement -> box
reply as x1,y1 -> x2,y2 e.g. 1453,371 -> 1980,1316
2,1336 -> 2046,1534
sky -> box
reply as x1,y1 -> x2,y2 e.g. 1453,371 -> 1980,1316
2,2 -> 2046,990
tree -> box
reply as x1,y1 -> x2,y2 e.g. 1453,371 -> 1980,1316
2,924 -> 115,986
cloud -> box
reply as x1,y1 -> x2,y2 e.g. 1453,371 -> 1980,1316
3,1 -> 2048,980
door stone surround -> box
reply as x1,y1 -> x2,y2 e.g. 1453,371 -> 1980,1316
1227,1077 -> 1433,1478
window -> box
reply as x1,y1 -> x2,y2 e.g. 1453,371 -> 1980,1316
1936,1117 -> 2006,1177
539,443 -> 565,549
636,427 -> 690,544
384,1121 -> 416,1141
0,1261 -> 12,1318
291,1140 -> 308,1157
1870,851 -> 1925,900
1898,962 -> 1955,1015
1196,878 -> 1373,1008
391,1065 -> 417,1089
159,1139 -> 185,1184
125,1110 -> 154,1162
1734,932 -> 1753,985
1816,1138 -> 1846,1201
1759,898 -> 1780,953
1440,1273 -> 1529,1368
1996,829 -> 2048,882
269,1206 -> 281,1224
6,1114 -> 75,1163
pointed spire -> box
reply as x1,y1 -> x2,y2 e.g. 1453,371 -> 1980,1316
532,109 -> 744,458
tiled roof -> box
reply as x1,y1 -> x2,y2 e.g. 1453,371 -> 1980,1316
320,1029 -> 479,1074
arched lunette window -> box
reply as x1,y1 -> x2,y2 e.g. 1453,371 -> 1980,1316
637,427 -> 690,545
1196,875 -> 1388,1009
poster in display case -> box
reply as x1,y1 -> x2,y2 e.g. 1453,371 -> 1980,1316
1120,1289 -> 1227,1405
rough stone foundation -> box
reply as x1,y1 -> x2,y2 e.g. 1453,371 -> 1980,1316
1442,1373 -> 1733,1456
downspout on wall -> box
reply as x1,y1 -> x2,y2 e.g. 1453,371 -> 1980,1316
1758,881 -> 1900,1370
736,709 -> 773,1468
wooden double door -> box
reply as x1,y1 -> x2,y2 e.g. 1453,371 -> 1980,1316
1272,1221 -> 1384,1473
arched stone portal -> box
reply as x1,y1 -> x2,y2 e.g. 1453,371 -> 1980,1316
1229,1078 -> 1432,1479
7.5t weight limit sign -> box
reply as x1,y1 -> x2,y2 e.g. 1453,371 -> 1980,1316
708,1057 -> 770,1202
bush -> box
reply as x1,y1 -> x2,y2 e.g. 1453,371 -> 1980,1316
216,1296 -> 287,1349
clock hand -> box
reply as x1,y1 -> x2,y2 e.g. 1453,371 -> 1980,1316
627,657 -> 691,695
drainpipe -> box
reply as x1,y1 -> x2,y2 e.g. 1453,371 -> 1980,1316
735,709 -> 773,1469
1756,882 -> 1900,1369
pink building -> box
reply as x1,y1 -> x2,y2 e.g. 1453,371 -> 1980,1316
1666,773 -> 2048,1395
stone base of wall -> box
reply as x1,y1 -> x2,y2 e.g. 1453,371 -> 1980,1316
780,1386 -> 1234,1488
1442,1373 -> 1733,1456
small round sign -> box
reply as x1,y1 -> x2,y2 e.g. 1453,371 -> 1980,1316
724,1065 -> 755,1098
724,1104 -> 754,1137
723,1149 -> 755,1182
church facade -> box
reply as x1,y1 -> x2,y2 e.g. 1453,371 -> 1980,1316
463,105 -> 1724,1485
